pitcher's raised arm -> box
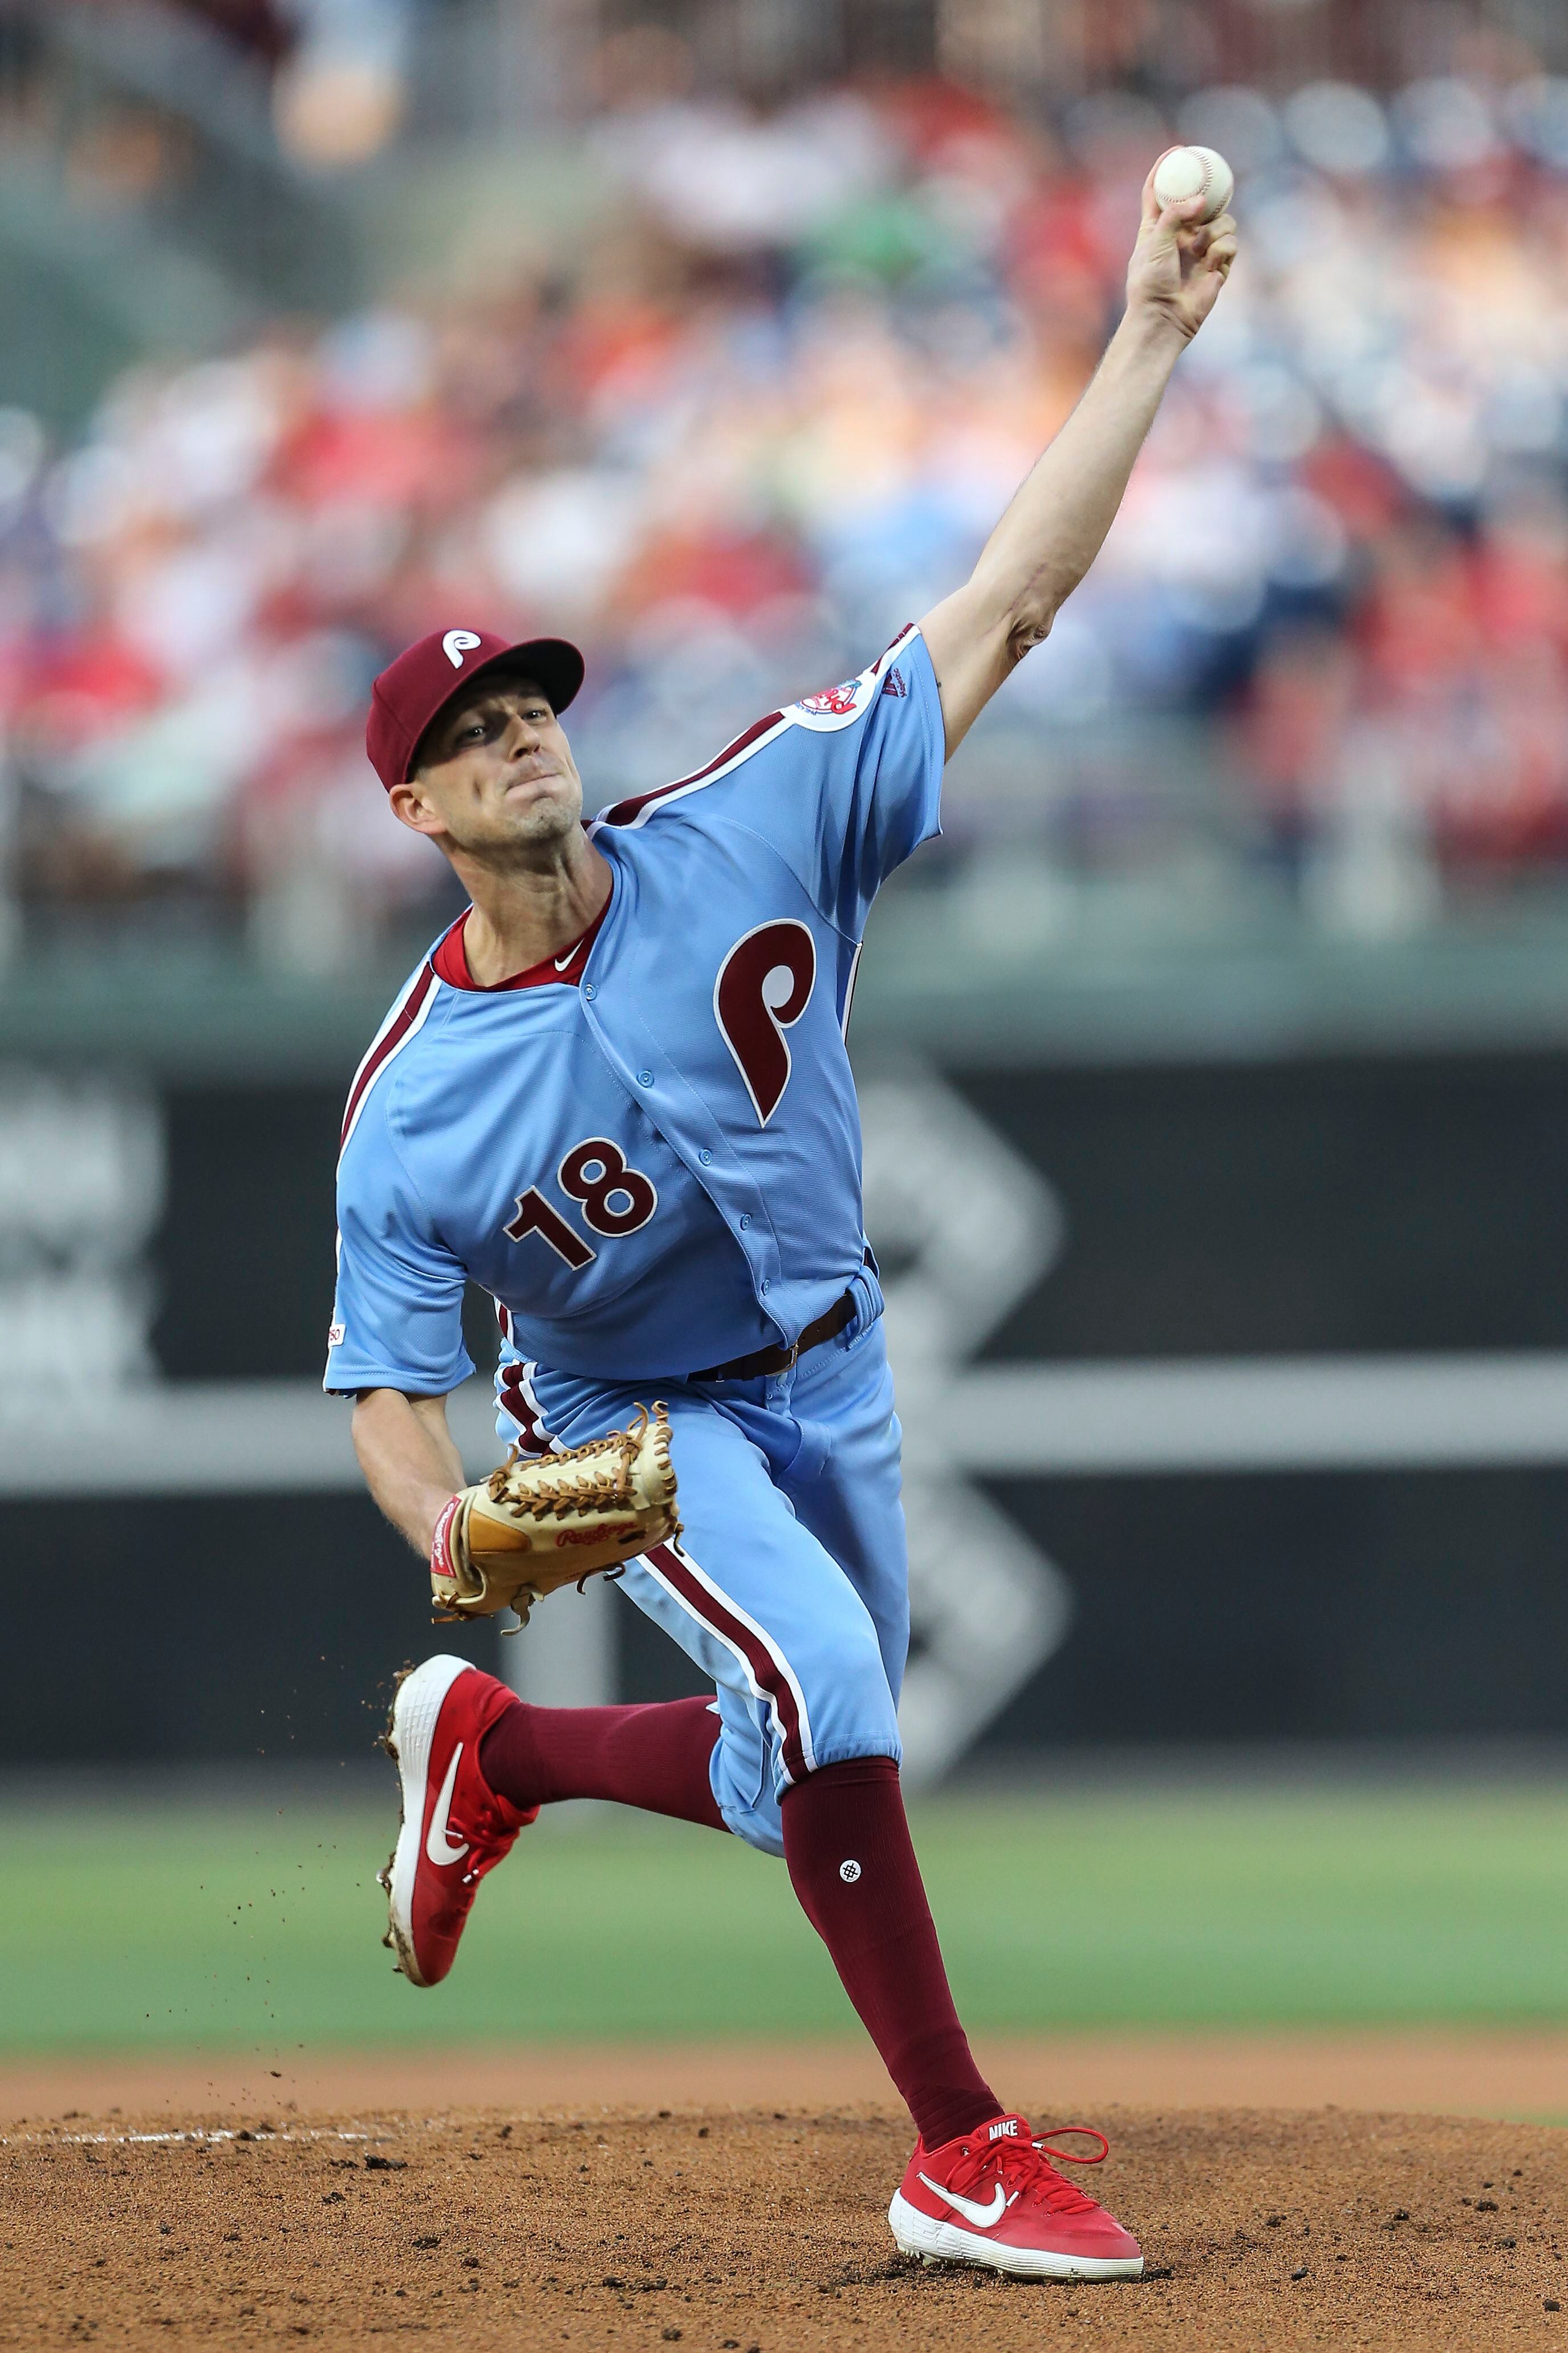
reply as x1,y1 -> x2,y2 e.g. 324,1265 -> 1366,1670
920,164 -> 1238,757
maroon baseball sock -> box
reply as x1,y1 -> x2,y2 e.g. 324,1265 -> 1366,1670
779,1756 -> 1000,2151
478,1694 -> 727,1831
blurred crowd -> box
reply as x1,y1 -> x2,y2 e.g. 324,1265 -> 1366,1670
11,52 -> 1568,961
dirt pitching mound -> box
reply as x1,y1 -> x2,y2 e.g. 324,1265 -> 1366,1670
4,2103 -> 1565,2351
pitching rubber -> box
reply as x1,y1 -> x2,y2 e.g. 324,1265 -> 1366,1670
887,2189 -> 1145,2282
379,1653 -> 474,1987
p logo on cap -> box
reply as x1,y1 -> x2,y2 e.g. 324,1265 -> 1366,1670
442,630 -> 483,668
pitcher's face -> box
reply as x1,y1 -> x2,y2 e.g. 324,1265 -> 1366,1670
390,677 -> 585,860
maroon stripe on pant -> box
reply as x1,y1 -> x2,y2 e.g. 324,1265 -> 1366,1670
644,1540 -> 809,1784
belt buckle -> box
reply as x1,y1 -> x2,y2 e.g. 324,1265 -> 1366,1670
783,1337 -> 802,1369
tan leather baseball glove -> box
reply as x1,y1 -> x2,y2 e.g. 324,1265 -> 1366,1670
429,1402 -> 679,1626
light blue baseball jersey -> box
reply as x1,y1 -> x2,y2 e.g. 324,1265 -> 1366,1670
324,623 -> 943,1395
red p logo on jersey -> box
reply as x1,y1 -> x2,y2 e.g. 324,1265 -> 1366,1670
714,920 -> 816,1126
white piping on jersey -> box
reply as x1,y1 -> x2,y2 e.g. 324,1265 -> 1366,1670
587,711 -> 792,835
338,962 -> 439,1159
637,1535 -> 818,1781
876,622 -> 921,670
587,622 -> 925,837
840,938 -> 864,1041
787,619 -> 921,733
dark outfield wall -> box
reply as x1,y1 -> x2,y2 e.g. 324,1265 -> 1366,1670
7,1050 -> 1568,1764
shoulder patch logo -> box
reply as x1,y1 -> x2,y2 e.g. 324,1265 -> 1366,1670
881,666 -> 907,697
442,629 -> 482,668
795,679 -> 862,717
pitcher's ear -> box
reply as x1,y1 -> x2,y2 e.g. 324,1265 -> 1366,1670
387,779 -> 444,837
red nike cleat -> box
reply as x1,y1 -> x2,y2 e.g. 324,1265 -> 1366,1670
888,2114 -> 1143,2281
379,1654 -> 536,1987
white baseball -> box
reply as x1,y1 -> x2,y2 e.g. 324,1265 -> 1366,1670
1152,144 -> 1234,222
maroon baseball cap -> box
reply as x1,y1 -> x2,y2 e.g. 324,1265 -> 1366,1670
365,627 -> 586,791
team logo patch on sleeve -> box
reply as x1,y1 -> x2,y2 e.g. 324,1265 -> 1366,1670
789,670 -> 879,731
881,666 -> 907,697
795,680 -> 862,717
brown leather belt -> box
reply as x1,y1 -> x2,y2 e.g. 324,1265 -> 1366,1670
690,1287 -> 858,1383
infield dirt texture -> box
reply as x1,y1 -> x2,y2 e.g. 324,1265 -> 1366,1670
6,2099 -> 1567,2351
9,1786 -> 1568,2346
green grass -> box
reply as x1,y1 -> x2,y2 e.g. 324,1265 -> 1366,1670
3,1786 -> 1567,2056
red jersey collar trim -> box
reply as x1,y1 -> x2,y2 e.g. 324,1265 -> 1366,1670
430,899 -> 608,993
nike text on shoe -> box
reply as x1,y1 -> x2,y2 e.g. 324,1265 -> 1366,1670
378,1656 -> 535,1987
888,2115 -> 1143,2282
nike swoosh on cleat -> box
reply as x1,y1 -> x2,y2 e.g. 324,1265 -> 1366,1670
916,2177 -> 1008,2229
425,1744 -> 470,1867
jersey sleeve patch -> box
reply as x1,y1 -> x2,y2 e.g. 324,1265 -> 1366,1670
788,669 -> 877,732
786,623 -> 920,733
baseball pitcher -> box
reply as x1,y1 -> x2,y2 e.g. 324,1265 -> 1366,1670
328,170 -> 1236,2281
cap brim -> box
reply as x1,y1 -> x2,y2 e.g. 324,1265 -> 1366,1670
464,637 -> 585,716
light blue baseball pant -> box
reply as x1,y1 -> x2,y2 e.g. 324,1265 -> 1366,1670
515,1294 -> 907,1858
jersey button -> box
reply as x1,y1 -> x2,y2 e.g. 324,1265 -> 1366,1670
637,1069 -> 653,1086
583,983 -> 596,1001
739,1214 -> 751,1229
698,1149 -> 713,1165
761,1277 -> 771,1292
